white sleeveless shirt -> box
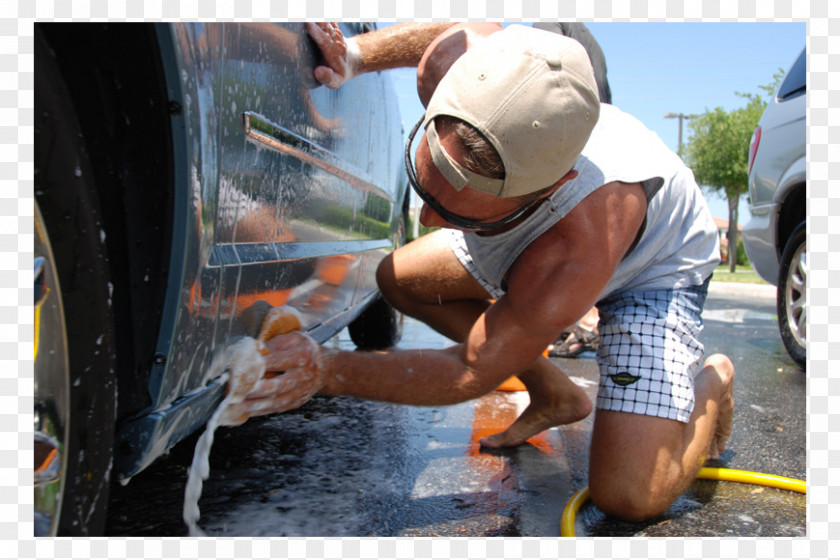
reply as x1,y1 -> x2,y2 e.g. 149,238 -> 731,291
451,104 -> 721,301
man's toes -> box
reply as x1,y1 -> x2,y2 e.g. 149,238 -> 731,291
479,429 -> 527,449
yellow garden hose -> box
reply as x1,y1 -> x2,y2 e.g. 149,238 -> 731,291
696,467 -> 806,493
560,486 -> 591,537
560,467 -> 806,537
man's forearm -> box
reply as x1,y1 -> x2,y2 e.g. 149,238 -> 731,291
354,22 -> 457,72
318,344 -> 496,406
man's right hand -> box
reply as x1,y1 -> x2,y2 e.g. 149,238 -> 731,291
306,22 -> 360,89
223,331 -> 328,423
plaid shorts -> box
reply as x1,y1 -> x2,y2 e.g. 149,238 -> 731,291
594,281 -> 709,423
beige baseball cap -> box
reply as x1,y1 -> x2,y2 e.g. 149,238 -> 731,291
424,24 -> 600,198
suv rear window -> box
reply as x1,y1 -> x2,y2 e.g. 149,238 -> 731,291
777,48 -> 806,101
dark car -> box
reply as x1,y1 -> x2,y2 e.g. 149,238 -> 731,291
742,47 -> 806,368
34,23 -> 409,536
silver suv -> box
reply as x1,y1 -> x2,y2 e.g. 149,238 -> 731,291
742,47 -> 806,367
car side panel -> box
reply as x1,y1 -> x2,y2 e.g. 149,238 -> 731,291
114,23 -> 406,478
748,93 -> 805,209
743,55 -> 806,286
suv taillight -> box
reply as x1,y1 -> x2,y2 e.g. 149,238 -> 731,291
748,126 -> 761,175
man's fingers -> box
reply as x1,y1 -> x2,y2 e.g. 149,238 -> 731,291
310,22 -> 343,46
305,22 -> 344,61
305,22 -> 354,88
305,22 -> 326,44
220,330 -> 323,423
305,22 -> 335,45
227,374 -> 318,420
246,368 -> 308,398
263,332 -> 318,368
313,66 -> 342,89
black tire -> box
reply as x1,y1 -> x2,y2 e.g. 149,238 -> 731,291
348,205 -> 407,350
348,295 -> 404,350
776,221 -> 806,368
35,27 -> 117,535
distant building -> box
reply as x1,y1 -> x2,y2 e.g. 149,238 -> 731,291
713,216 -> 742,261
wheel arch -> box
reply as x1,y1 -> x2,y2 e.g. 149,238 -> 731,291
36,23 -> 178,423
773,158 -> 806,260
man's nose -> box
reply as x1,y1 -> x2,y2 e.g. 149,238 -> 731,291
419,203 -> 447,229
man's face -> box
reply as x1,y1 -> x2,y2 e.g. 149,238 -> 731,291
407,118 -> 537,233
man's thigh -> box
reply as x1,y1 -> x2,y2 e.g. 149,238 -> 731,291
589,409 -> 686,486
379,228 -> 492,304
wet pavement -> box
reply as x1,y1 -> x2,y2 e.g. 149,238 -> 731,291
105,285 -> 806,537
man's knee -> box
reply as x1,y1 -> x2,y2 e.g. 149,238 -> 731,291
375,253 -> 406,308
588,479 -> 673,522
374,251 -> 428,314
704,353 -> 735,378
375,253 -> 395,291
588,411 -> 688,521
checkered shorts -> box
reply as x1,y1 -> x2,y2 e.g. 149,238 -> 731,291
594,282 -> 709,423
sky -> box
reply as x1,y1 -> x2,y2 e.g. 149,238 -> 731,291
381,22 -> 806,222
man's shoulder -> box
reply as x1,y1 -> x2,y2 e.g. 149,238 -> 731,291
592,104 -> 648,136
525,181 -> 647,259
580,104 -> 684,178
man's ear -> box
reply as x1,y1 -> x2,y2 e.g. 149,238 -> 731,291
417,23 -> 503,107
559,169 -> 579,185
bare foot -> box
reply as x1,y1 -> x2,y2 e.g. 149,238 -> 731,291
705,353 -> 735,460
480,359 -> 592,448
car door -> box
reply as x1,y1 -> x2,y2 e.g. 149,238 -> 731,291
115,22 -> 405,478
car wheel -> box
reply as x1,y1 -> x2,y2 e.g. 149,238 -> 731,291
348,206 -> 407,349
34,203 -> 70,537
776,221 -> 806,368
35,27 -> 117,535
348,295 -> 404,350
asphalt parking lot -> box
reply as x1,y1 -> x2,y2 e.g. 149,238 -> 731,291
106,284 -> 805,537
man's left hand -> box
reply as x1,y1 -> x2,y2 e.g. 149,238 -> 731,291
306,22 -> 360,89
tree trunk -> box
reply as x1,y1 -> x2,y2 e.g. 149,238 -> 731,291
728,194 -> 739,273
